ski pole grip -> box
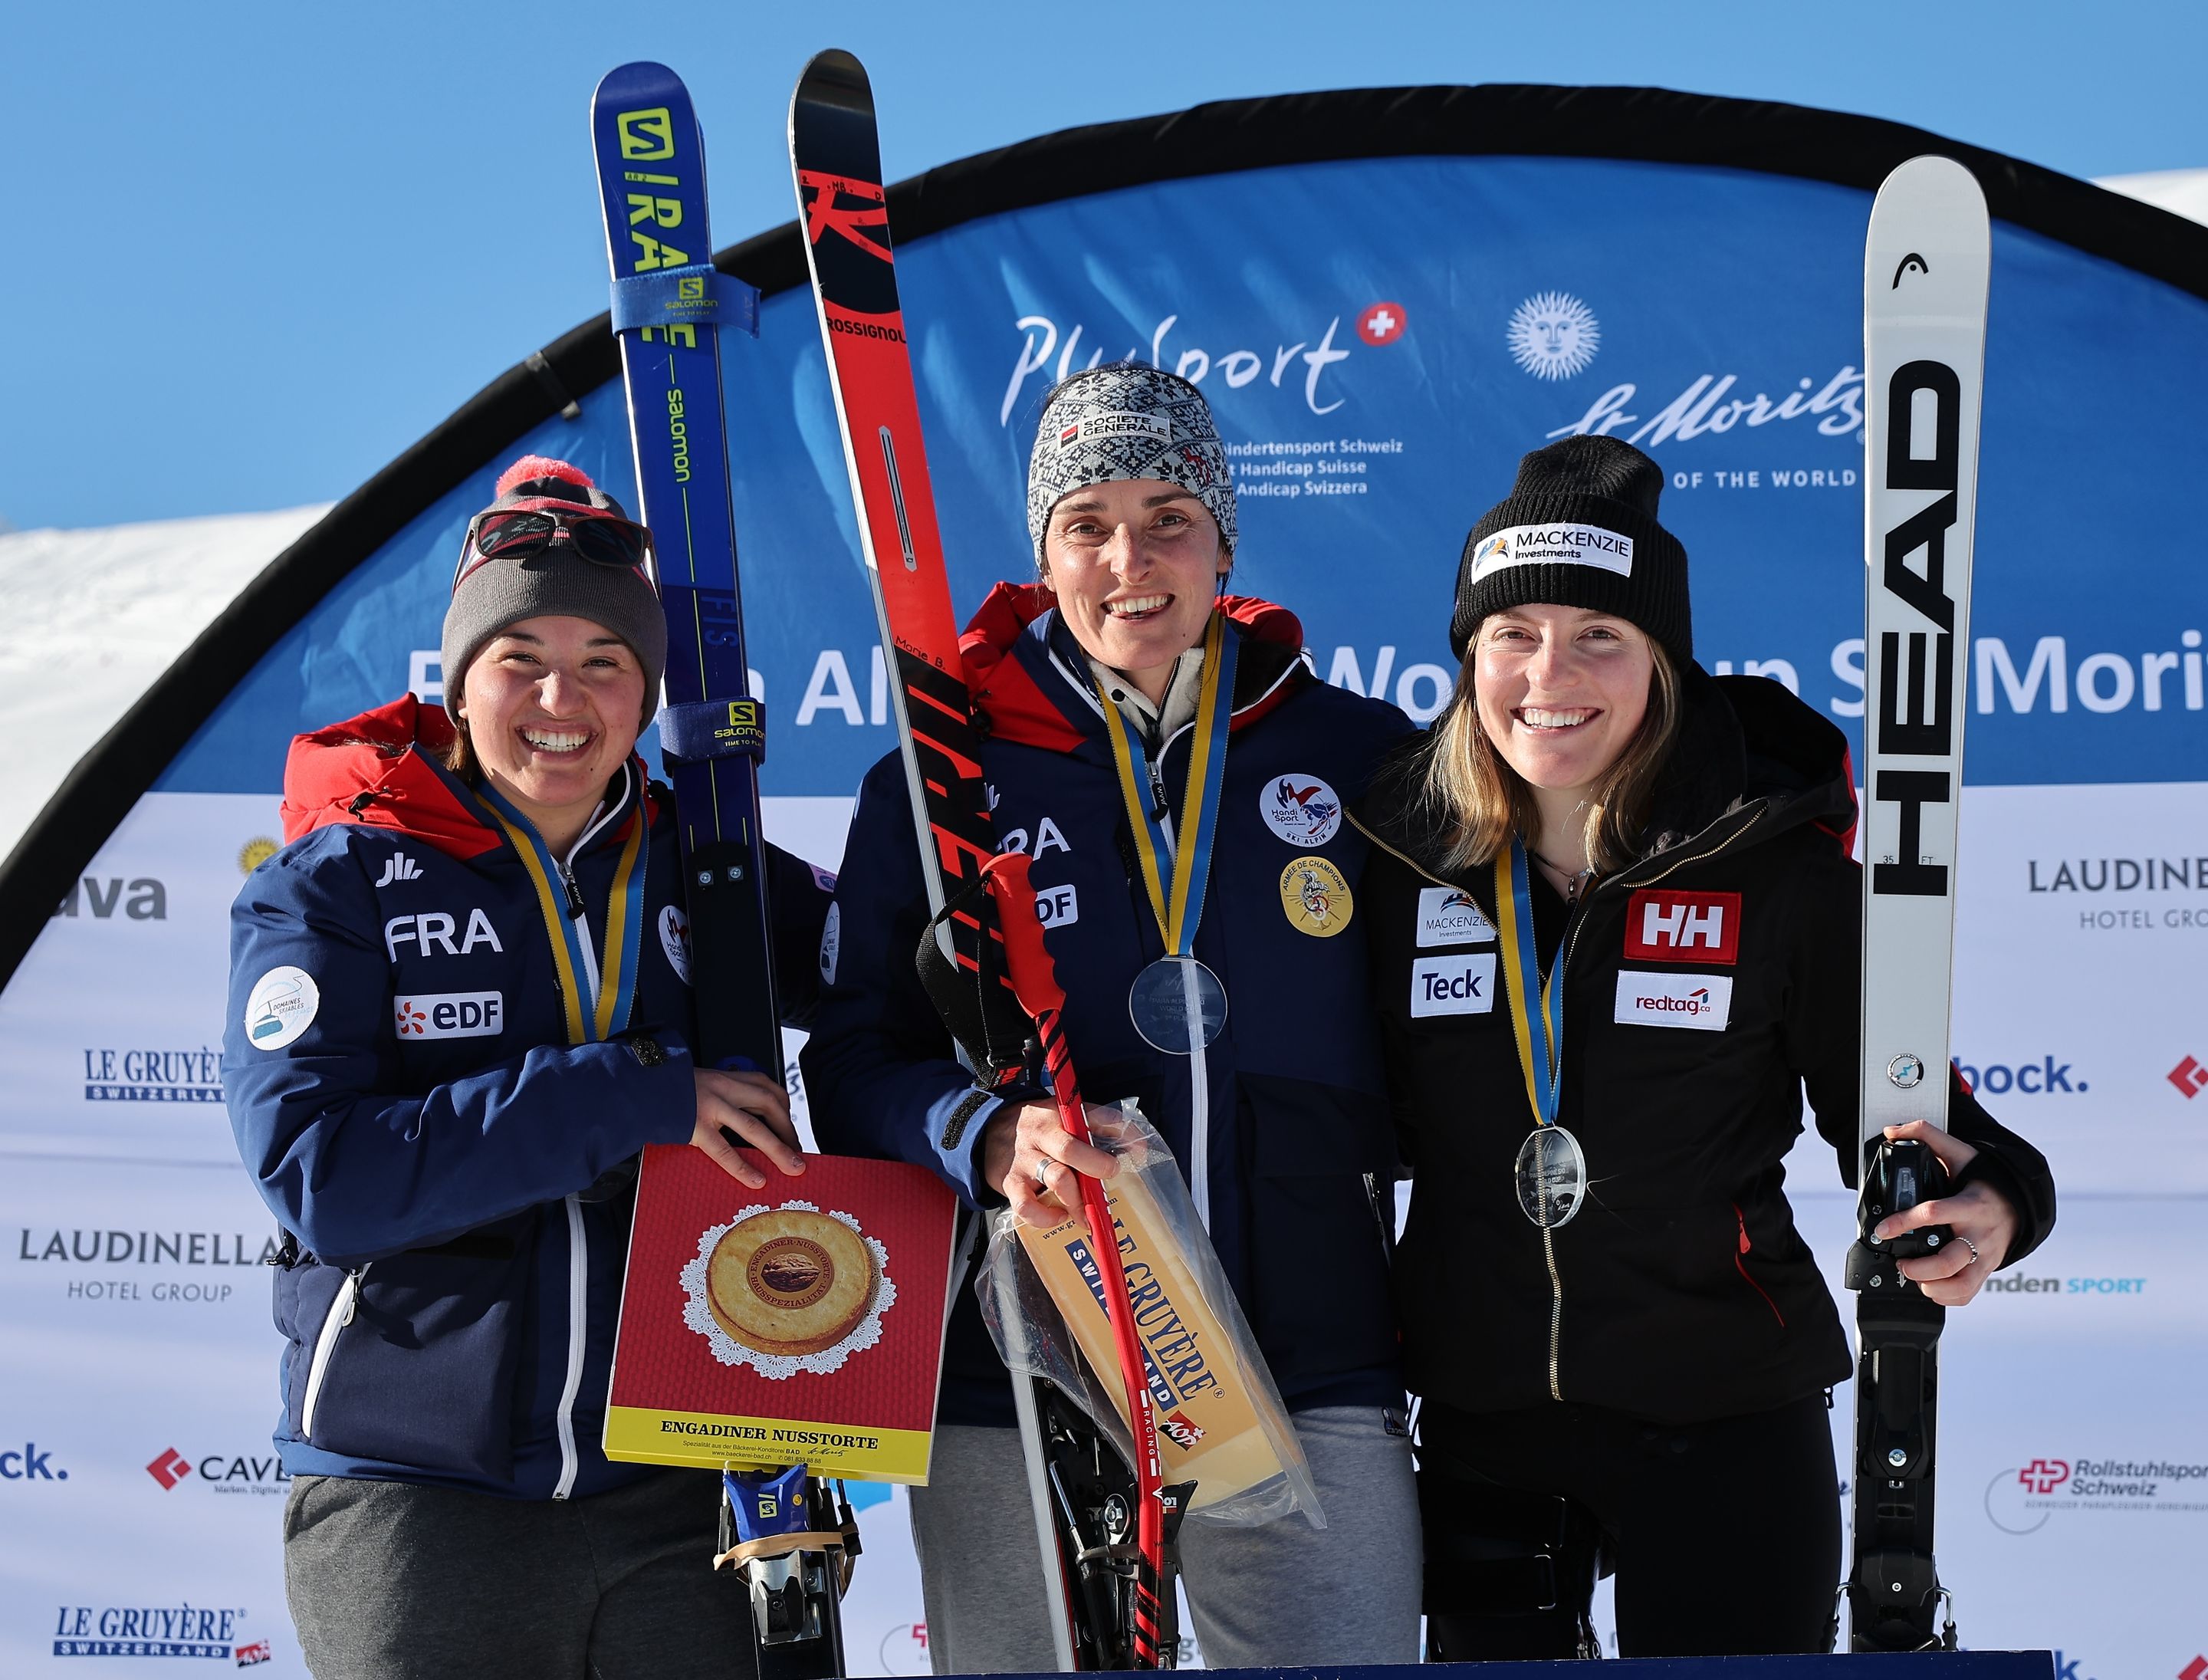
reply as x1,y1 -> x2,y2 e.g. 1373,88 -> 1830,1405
982,853 -> 1096,1147
982,852 -> 1066,1021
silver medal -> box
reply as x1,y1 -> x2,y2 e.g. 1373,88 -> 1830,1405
1127,955 -> 1228,1054
1514,1126 -> 1588,1229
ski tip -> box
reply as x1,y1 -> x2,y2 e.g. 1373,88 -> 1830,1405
1873,154 -> 1988,219
794,48 -> 872,113
592,60 -> 685,107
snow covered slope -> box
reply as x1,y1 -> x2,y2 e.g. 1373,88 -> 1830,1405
0,505 -> 329,862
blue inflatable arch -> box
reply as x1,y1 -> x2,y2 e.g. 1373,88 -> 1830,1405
6,81 -> 2204,984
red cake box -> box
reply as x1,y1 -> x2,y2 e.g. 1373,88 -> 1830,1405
603,1145 -> 958,1482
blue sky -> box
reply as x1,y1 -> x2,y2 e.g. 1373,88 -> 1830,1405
4,0 -> 2203,531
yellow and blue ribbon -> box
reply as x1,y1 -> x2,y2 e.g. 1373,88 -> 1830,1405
1494,840 -> 1566,1127
1100,613 -> 1238,958
479,774 -> 648,1047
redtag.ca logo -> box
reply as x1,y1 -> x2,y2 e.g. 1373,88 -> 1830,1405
146,1448 -> 190,1490
1624,889 -> 1741,965
2168,1055 -> 2208,1098
2019,1458 -> 2072,1494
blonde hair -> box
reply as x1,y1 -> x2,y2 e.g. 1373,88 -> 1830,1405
1412,629 -> 1683,874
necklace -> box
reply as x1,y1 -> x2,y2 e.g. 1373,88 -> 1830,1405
1531,850 -> 1595,903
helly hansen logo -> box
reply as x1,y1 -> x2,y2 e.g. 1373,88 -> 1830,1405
374,853 -> 422,889
1625,889 -> 1740,964
1411,954 -> 1497,1019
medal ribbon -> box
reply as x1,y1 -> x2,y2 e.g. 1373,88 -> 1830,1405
1100,613 -> 1238,958
1494,840 -> 1567,1128
478,773 -> 648,1047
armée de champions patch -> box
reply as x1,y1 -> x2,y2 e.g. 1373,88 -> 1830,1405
1280,856 -> 1353,936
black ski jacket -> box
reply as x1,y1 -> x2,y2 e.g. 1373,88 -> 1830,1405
1353,671 -> 2055,1425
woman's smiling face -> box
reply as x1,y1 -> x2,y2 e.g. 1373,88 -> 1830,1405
1472,604 -> 1654,797
1041,478 -> 1230,699
458,614 -> 647,832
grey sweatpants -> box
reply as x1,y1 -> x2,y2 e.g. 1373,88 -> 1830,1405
282,1468 -> 748,1679
909,1407 -> 1422,1673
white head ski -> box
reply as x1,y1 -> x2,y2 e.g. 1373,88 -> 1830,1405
1848,153 -> 1989,1654
1861,156 -> 1987,1150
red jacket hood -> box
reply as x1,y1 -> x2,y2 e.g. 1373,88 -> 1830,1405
278,695 -> 504,860
958,584 -> 1308,752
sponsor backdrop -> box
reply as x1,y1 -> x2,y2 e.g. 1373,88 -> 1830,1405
4,95 -> 2206,1675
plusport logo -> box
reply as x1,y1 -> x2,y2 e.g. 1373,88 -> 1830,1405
1507,292 -> 1601,380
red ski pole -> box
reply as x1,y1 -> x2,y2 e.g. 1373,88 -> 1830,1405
983,850 -> 1171,1668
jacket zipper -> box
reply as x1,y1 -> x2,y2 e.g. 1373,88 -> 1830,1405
1733,1201 -> 1787,1327
300,1267 -> 363,1441
552,1195 -> 588,1499
547,775 -> 623,1499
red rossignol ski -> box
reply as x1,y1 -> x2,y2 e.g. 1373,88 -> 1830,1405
789,47 -> 1178,1669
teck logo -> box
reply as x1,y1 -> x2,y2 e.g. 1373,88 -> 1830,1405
2168,1055 -> 2208,1098
1625,889 -> 1740,964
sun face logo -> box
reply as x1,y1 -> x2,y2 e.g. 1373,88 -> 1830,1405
1506,292 -> 1601,381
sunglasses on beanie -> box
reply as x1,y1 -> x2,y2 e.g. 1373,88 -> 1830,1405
451,505 -> 656,593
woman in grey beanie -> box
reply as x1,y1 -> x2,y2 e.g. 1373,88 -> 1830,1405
803,365 -> 1425,1672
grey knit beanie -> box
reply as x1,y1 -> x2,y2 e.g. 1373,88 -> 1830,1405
1027,365 -> 1237,559
441,456 -> 667,722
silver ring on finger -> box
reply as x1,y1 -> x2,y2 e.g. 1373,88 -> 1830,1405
1033,1159 -> 1052,1193
1960,1235 -> 1980,1264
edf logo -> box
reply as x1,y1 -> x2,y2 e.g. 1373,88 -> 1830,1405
0,1443 -> 65,1480
1625,890 -> 1740,964
2019,1458 -> 2072,1494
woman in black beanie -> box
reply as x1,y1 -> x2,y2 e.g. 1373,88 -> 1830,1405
1352,435 -> 2056,1658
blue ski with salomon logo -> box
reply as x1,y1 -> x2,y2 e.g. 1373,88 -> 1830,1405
591,63 -> 855,1679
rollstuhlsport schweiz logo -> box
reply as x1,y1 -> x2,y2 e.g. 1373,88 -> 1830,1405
1983,1451 -> 2208,1534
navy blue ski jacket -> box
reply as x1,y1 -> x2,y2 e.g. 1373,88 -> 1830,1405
221,696 -> 830,1500
801,587 -> 1418,1428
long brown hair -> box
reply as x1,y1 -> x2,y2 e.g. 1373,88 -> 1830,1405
1412,627 -> 1683,874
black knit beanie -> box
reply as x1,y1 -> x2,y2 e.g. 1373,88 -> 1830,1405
1449,435 -> 1691,666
